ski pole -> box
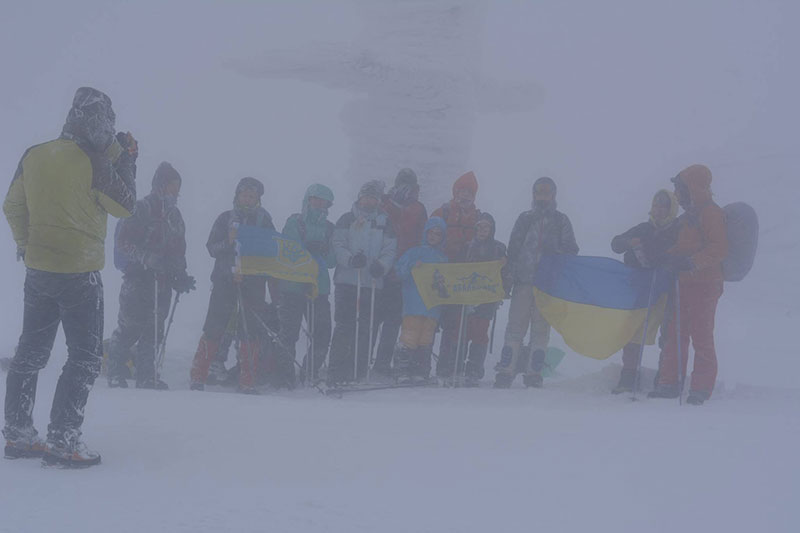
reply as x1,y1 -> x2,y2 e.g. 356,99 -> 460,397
308,297 -> 315,386
454,305 -> 467,386
489,308 -> 497,355
366,278 -> 377,383
630,268 -> 658,400
236,284 -> 252,386
154,275 -> 159,381
156,291 -> 180,378
354,268 -> 362,382
675,278 -> 683,405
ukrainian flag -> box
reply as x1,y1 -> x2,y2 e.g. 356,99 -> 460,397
533,255 -> 672,360
235,225 -> 319,296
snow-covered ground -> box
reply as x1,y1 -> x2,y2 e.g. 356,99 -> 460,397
3,348 -> 798,533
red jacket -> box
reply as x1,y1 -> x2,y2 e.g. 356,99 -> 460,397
432,171 -> 481,262
382,195 -> 428,278
668,165 -> 728,283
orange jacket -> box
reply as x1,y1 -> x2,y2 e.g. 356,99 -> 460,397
669,165 -> 728,283
431,171 -> 480,261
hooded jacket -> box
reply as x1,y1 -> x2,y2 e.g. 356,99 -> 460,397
115,162 -> 186,279
431,171 -> 481,262
668,165 -> 728,283
281,184 -> 337,296
332,197 -> 397,290
4,87 -> 136,273
506,180 -> 579,286
382,189 -> 428,280
465,212 -> 511,294
611,189 -> 680,268
207,177 -> 274,284
394,217 -> 449,319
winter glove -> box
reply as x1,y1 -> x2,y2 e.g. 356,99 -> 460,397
349,252 -> 368,269
116,131 -> 139,159
172,271 -> 196,294
368,260 -> 385,278
305,240 -> 329,257
141,251 -> 166,272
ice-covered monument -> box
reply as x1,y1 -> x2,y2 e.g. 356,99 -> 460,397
229,0 -> 540,205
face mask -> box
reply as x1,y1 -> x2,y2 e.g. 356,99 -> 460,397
162,195 -> 178,209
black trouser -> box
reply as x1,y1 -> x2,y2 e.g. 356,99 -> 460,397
277,292 -> 331,380
372,279 -> 402,373
107,271 -> 171,384
328,283 -> 378,383
4,269 -> 103,442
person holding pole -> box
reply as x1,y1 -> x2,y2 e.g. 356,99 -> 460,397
649,165 -> 728,405
328,180 -> 396,386
277,184 -> 336,385
608,189 -> 679,394
431,171 -> 482,380
494,177 -> 579,389
392,217 -> 448,383
107,162 -> 195,390
459,213 -> 509,387
3,87 -> 137,466
189,177 -> 274,393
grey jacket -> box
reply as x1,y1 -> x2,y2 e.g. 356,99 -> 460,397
507,208 -> 579,286
332,204 -> 397,289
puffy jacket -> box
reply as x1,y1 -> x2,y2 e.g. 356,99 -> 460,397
4,137 -> 136,273
115,192 -> 187,279
668,165 -> 728,283
382,192 -> 428,280
395,217 -> 448,319
611,190 -> 680,268
332,203 -> 397,289
207,179 -> 274,284
507,207 -> 579,286
431,171 -> 481,262
281,184 -> 336,296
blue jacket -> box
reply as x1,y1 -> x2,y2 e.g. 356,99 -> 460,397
395,217 -> 448,320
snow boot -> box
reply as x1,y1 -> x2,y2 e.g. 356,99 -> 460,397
612,368 -> 637,395
42,433 -> 101,468
206,360 -> 228,386
411,345 -> 434,382
493,372 -> 514,389
648,384 -> 680,399
687,390 -> 710,405
393,344 -> 414,383
136,378 -> 169,390
465,342 -> 488,382
3,426 -> 46,459
107,375 -> 128,389
523,349 -> 546,388
190,382 -> 205,391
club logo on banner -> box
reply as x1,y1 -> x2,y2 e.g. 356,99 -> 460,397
412,260 -> 504,309
235,225 -> 319,296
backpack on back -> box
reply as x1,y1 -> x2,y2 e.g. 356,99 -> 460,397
722,202 -> 758,282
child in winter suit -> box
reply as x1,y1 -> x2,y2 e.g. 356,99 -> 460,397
392,217 -> 448,382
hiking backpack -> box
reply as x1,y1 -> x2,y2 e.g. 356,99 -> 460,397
722,202 -> 758,282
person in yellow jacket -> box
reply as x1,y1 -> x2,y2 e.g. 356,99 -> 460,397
3,87 -> 137,468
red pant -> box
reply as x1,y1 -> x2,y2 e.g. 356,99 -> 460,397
658,281 -> 723,395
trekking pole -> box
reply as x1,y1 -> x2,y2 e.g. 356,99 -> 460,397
156,291 -> 180,379
354,268 -> 362,382
236,284 -> 252,381
153,276 -> 160,381
454,305 -> 467,386
630,269 -> 658,400
308,297 -> 315,387
489,308 -> 497,354
366,278 -> 377,383
675,278 -> 683,405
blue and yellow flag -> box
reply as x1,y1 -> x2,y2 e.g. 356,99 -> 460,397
413,260 -> 505,309
533,255 -> 672,360
235,225 -> 319,296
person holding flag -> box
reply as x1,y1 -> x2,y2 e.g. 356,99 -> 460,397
277,184 -> 336,385
495,177 -> 579,389
189,177 -> 274,393
391,217 -> 448,382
